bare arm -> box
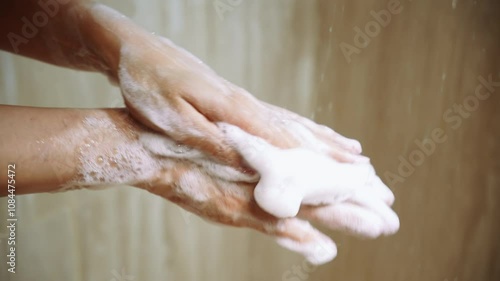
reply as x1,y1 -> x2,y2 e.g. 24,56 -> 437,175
0,0 -> 140,79
0,0 -> 367,171
0,105 -> 152,195
1,1 -> 106,75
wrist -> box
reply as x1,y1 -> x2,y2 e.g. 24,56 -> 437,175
65,109 -> 159,190
70,2 -> 152,80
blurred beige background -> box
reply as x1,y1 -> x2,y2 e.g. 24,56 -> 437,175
1,0 -> 499,280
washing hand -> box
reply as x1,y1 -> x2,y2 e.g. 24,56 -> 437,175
117,33 -> 368,173
142,145 -> 398,265
140,124 -> 398,265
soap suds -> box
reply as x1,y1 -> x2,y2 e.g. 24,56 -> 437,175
138,121 -> 398,264
218,123 -> 384,218
137,121 -> 398,264
67,112 -> 397,265
139,131 -> 258,183
61,116 -> 161,190
275,219 -> 337,265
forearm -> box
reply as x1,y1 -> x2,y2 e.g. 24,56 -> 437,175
0,0 -> 155,80
0,105 -> 153,196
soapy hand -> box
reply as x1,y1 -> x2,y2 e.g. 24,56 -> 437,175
140,124 -> 398,265
143,145 -> 398,265
118,35 -> 368,173
117,33 -> 398,264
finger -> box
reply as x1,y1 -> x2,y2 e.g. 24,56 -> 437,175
284,122 -> 369,164
261,103 -> 365,162
139,131 -> 259,183
166,166 -> 337,265
240,212 -> 337,265
223,102 -> 301,150
263,101 -> 362,154
326,145 -> 371,164
174,177 -> 337,265
179,82 -> 300,149
299,118 -> 363,155
319,127 -> 363,154
356,176 -> 395,206
298,203 -> 387,239
272,218 -> 338,265
348,194 -> 400,236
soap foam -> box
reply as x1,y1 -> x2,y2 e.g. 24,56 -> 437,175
217,123 -> 380,218
66,112 -> 396,265
139,121 -> 398,262
61,116 -> 161,190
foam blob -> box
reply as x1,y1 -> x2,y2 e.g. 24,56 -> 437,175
218,123 -> 384,218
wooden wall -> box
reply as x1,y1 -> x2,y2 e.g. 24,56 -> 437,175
0,0 -> 498,280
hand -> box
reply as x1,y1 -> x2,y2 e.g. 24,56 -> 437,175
66,110 -> 397,265
138,130 -> 399,265
140,149 -> 398,265
0,1 -> 365,170
117,35 -> 369,172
